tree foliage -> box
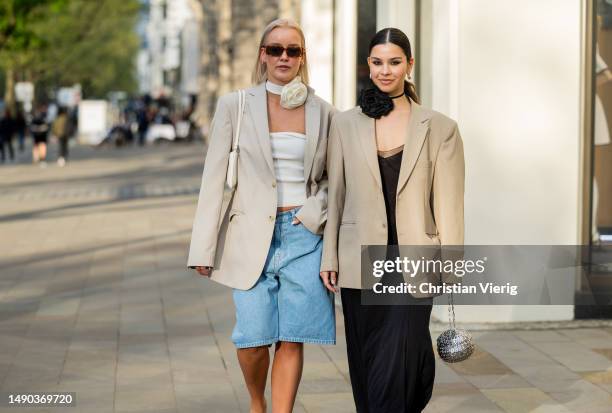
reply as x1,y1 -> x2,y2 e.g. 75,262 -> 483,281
0,0 -> 141,102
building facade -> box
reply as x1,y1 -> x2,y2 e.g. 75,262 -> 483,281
137,0 -> 201,107
302,0 -> 607,323
191,0 -> 609,322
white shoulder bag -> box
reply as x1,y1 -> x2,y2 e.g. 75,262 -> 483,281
226,89 -> 246,189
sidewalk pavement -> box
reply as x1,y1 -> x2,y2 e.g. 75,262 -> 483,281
0,142 -> 611,413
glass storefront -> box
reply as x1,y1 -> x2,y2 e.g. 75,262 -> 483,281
356,0 -> 377,103
577,0 -> 612,319
594,1 -> 612,245
349,0 -> 610,319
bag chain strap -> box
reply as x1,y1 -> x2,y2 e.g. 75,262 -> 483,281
448,288 -> 456,330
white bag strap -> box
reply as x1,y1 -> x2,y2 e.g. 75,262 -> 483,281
232,90 -> 246,152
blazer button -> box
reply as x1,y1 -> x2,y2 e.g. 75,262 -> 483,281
382,223 -> 387,228
272,182 -> 277,188
269,215 -> 274,221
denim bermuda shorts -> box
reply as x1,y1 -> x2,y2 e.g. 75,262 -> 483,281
231,207 -> 336,348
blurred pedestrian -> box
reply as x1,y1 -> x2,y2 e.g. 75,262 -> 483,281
187,19 -> 336,413
30,106 -> 49,167
136,104 -> 149,146
15,109 -> 27,152
52,107 -> 69,167
0,108 -> 16,163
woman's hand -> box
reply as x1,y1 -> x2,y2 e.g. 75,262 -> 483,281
195,266 -> 213,277
320,271 -> 339,293
292,216 -> 301,225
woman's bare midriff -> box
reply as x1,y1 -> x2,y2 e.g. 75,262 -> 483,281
277,205 -> 301,212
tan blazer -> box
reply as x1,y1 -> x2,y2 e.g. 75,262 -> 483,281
187,82 -> 336,290
321,100 -> 465,294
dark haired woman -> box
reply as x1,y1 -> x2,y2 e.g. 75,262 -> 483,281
320,28 -> 464,412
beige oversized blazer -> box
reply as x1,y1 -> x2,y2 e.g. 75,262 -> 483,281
187,82 -> 336,290
320,99 -> 465,294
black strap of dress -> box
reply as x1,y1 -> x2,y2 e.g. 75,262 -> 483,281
377,145 -> 404,245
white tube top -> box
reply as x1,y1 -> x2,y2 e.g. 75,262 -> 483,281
270,131 -> 307,206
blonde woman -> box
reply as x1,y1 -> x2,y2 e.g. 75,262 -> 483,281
188,19 -> 336,413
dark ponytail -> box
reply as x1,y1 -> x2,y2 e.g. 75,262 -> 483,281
403,80 -> 419,104
370,28 -> 420,104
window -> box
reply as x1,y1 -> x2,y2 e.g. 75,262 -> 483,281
356,0 -> 377,103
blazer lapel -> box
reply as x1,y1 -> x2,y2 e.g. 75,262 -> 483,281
396,101 -> 431,195
303,88 -> 320,181
247,83 -> 274,175
357,111 -> 383,189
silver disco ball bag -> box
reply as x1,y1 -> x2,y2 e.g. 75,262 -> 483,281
436,290 -> 474,363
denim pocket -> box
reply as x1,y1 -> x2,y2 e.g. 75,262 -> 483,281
296,219 -> 320,237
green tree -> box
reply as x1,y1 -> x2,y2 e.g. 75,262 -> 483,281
0,0 -> 140,109
0,0 -> 60,108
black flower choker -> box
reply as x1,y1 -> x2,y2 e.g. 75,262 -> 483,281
358,87 -> 405,119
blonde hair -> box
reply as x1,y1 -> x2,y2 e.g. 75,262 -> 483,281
251,19 -> 309,85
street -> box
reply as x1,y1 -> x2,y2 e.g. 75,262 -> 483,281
0,142 -> 611,413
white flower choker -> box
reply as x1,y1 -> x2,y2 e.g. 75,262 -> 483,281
266,76 -> 308,109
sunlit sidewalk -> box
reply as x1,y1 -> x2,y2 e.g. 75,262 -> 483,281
0,142 -> 611,412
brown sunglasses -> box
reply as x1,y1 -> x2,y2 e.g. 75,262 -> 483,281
263,45 -> 304,58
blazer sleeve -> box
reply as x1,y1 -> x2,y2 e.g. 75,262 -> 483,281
432,122 -> 465,245
187,96 -> 233,268
295,107 -> 338,234
320,117 -> 345,272
295,167 -> 328,234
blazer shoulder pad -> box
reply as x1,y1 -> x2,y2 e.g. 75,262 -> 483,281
216,92 -> 239,108
333,106 -> 362,123
428,109 -> 458,129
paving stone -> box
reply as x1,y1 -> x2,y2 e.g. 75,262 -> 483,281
449,346 -> 512,376
2,143 -> 612,412
513,330 -> 572,343
426,382 -> 503,412
593,348 -> 612,361
581,370 -> 612,394
174,382 -> 239,413
435,358 -> 468,384
298,392 -> 356,412
526,340 -> 612,372
464,373 -> 532,390
114,382 -> 176,412
481,387 -> 572,413
548,379 -> 612,413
